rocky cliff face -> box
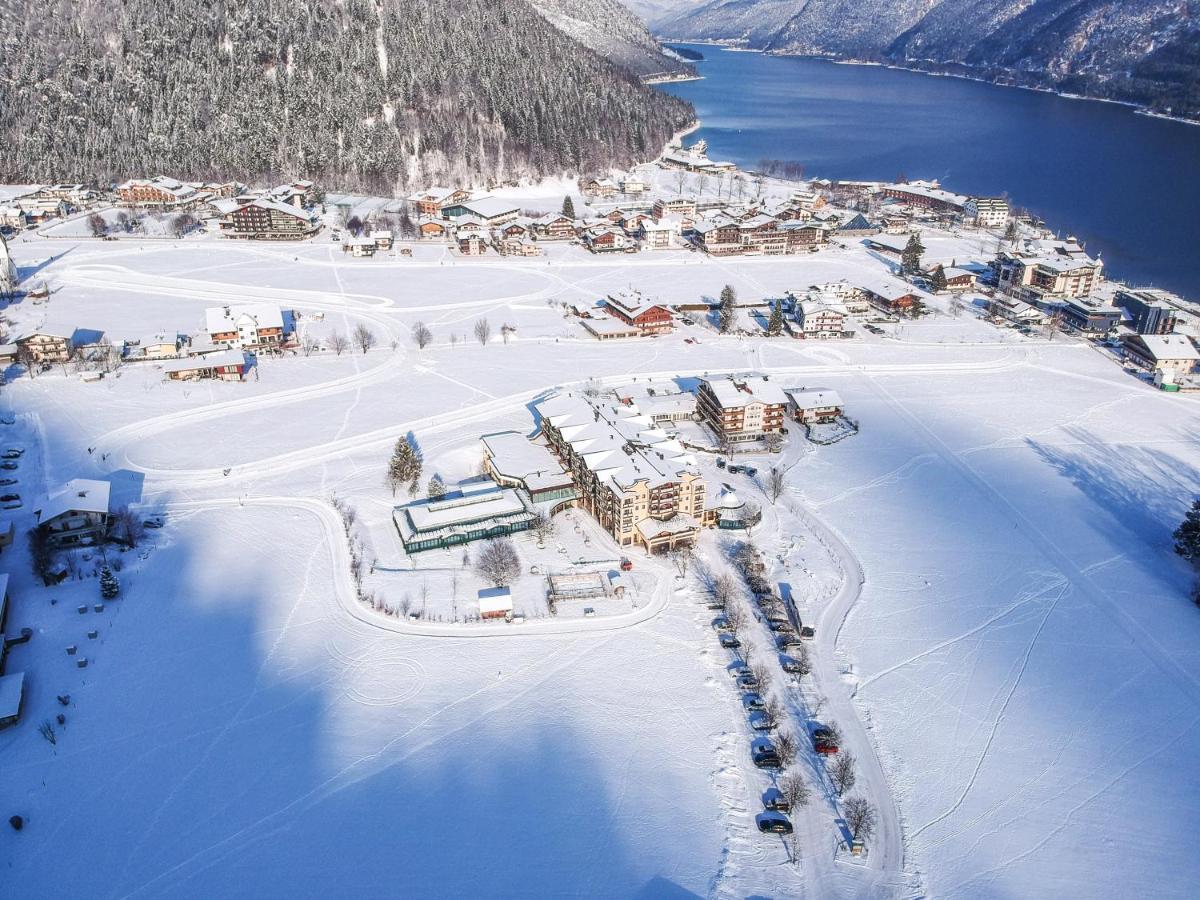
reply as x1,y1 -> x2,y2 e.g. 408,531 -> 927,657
641,0 -> 1200,119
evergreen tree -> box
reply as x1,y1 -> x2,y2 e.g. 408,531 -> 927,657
562,195 -> 575,219
427,474 -> 447,499
1174,500 -> 1200,562
901,233 -> 925,275
718,284 -> 737,334
929,264 -> 948,293
99,566 -> 120,600
387,436 -> 422,496
766,299 -> 785,336
1005,219 -> 1019,245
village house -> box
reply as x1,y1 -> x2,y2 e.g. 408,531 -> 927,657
584,226 -> 636,254
393,476 -> 539,553
35,478 -> 111,548
478,587 -> 513,620
620,176 -> 647,194
992,296 -> 1050,326
602,290 -> 673,335
418,219 -> 450,241
638,218 -> 677,250
797,281 -> 871,316
940,266 -> 978,292
877,180 -> 967,215
784,388 -> 844,424
1122,334 -> 1199,375
532,213 -> 576,241
964,197 -> 1010,229
612,383 -> 697,425
495,235 -> 542,257
205,303 -> 287,350
696,374 -> 789,445
781,221 -> 829,252
796,300 -> 849,338
692,214 -> 742,255
164,349 -> 247,382
14,330 -> 72,364
581,178 -> 619,199
457,232 -> 488,256
0,207 -> 27,231
480,431 -> 577,509
345,236 -> 377,257
222,198 -> 320,240
1114,289 -> 1180,335
115,176 -> 201,209
371,229 -> 394,251
535,392 -> 715,553
860,279 -> 924,316
128,333 -> 181,360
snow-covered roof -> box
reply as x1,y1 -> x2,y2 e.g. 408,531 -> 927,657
0,671 -> 24,720
635,513 -> 698,540
535,392 -> 699,493
605,289 -> 667,318
478,586 -> 513,616
785,388 -> 843,410
163,349 -> 246,373
36,478 -> 111,524
205,303 -> 284,335
457,197 -> 520,219
481,431 -> 572,492
702,374 -> 789,408
240,198 -> 316,221
1135,335 -> 1200,361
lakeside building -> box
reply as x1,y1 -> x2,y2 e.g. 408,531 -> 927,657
659,138 -> 736,175
393,476 -> 539,554
1058,297 -> 1122,334
535,392 -> 715,553
964,197 -> 1010,229
995,239 -> 1103,304
877,181 -> 967,214
1114,289 -> 1180,335
696,374 -> 788,444
1122,334 -> 1200,375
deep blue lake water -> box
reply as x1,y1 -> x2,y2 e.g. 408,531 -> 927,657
662,45 -> 1200,299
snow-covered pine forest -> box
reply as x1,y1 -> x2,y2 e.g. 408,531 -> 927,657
0,0 -> 694,191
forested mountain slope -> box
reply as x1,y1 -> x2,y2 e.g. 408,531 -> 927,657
643,0 -> 1200,119
0,0 -> 694,190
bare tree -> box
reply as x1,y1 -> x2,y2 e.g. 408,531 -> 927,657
751,660 -> 773,691
38,720 -> 57,746
779,769 -> 810,813
530,511 -> 556,544
473,317 -> 491,346
830,751 -> 857,797
300,334 -> 319,357
843,796 -> 876,843
412,321 -> 432,349
115,210 -> 131,232
788,643 -> 812,677
111,506 -> 145,548
763,431 -> 785,454
474,537 -> 521,587
724,603 -> 746,638
766,466 -> 787,503
87,212 -> 108,237
328,331 -> 349,356
668,544 -> 694,577
352,323 -> 377,354
171,212 -> 198,238
949,294 -> 964,318
775,729 -> 798,767
713,572 -> 739,609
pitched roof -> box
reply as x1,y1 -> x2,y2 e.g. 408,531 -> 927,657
36,478 -> 111,524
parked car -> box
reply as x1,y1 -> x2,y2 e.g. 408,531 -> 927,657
143,516 -> 165,529
2,501 -> 20,510
743,466 -> 758,477
728,663 -> 751,680
583,607 -> 596,618
736,674 -> 759,691
742,693 -> 765,711
726,464 -> 743,474
749,710 -> 775,731
1,448 -> 24,459
800,626 -> 816,639
780,655 -> 805,674
757,811 -> 793,835
0,478 -> 16,486
0,462 -> 17,470
0,416 -> 14,425
705,598 -> 726,611
0,494 -> 18,502
768,618 -> 793,633
716,457 -> 726,469
776,634 -> 803,650
762,787 -> 790,812
719,633 -> 741,650
751,738 -> 781,769
811,726 -> 839,755
711,616 -> 731,632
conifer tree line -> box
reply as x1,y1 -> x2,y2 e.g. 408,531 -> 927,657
0,0 -> 694,191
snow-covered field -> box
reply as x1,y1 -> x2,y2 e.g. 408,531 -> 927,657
2,230 -> 1199,899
